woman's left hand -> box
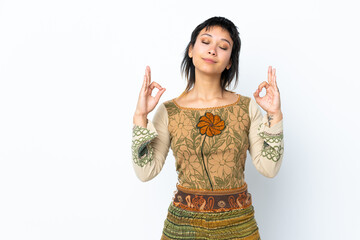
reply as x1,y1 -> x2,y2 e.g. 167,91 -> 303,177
253,66 -> 281,115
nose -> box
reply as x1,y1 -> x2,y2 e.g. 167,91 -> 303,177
208,46 -> 216,56
208,49 -> 216,56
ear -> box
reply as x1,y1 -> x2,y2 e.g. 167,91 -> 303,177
188,44 -> 193,58
226,60 -> 232,70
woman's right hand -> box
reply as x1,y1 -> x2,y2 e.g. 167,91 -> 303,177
133,66 -> 166,126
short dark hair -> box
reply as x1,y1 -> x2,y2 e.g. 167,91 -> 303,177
181,16 -> 241,92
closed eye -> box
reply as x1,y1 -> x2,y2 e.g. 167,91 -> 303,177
202,40 -> 228,50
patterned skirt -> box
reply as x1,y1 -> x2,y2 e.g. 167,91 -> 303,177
161,182 -> 260,240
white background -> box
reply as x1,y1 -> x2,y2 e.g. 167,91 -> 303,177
0,0 -> 359,239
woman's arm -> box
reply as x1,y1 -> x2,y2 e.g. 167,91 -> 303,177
131,65 -> 169,181
132,103 -> 171,182
248,98 -> 284,178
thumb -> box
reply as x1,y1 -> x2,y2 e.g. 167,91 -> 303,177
253,91 -> 261,104
253,89 -> 260,99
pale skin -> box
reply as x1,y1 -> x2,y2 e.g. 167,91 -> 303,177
133,26 -> 282,128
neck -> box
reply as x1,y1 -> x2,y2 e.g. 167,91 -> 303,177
188,69 -> 225,100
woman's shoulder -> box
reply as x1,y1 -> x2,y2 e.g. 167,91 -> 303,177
156,98 -> 177,114
224,89 -> 250,98
160,98 -> 176,107
230,91 -> 252,106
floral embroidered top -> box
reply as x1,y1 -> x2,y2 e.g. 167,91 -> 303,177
131,93 -> 284,190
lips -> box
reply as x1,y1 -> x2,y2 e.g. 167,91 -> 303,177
203,58 -> 216,63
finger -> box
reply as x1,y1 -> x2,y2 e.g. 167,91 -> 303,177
145,66 -> 150,87
273,72 -> 279,93
258,81 -> 269,91
271,68 -> 276,86
270,68 -> 275,87
253,91 -> 262,104
149,81 -> 163,91
145,73 -> 151,91
268,66 -> 272,84
253,89 -> 260,98
254,88 -> 264,101
145,66 -> 150,86
142,75 -> 147,93
154,88 -> 166,103
145,66 -> 151,86
139,77 -> 145,98
269,67 -> 278,92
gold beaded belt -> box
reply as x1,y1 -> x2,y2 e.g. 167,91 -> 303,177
172,182 -> 252,212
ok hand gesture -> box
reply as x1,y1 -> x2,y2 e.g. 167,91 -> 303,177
253,66 -> 281,115
134,66 -> 166,122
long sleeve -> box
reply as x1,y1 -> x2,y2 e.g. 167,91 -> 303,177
248,98 -> 284,178
131,103 -> 171,182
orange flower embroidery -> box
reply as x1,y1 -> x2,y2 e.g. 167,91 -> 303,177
197,112 -> 225,137
196,112 -> 226,190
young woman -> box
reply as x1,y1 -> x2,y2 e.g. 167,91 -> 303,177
132,16 -> 284,240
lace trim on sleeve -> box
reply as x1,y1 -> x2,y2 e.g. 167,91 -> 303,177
257,116 -> 284,162
132,124 -> 158,167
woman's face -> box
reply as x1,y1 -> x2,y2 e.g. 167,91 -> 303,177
189,25 -> 233,77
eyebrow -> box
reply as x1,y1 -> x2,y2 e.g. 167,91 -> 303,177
200,33 -> 232,46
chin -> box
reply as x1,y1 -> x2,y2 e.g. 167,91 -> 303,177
195,65 -> 224,76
